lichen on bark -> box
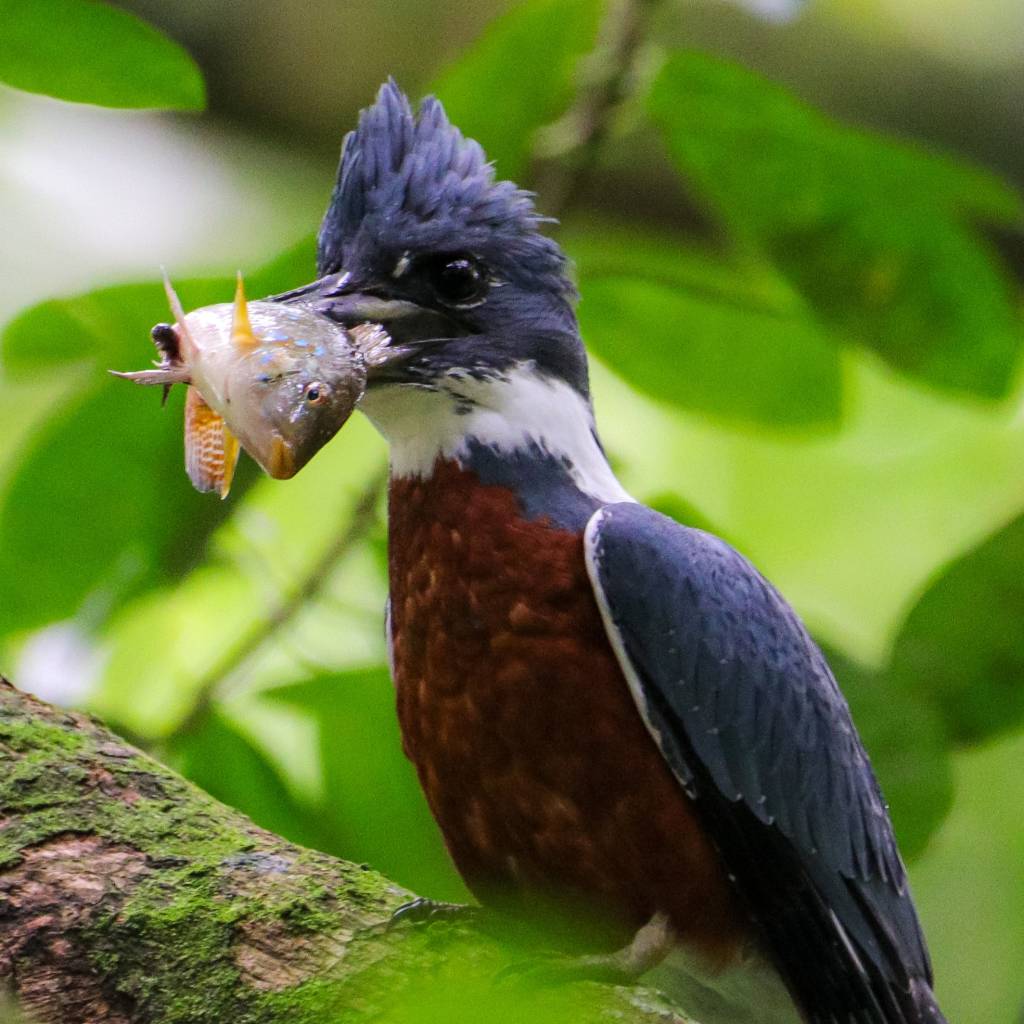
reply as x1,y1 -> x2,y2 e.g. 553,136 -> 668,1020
0,679 -> 691,1024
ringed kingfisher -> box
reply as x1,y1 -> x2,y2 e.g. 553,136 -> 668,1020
277,82 -> 947,1024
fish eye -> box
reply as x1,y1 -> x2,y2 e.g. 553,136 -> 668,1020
304,381 -> 328,405
422,253 -> 488,307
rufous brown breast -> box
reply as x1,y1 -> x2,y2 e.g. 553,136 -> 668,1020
388,458 -> 748,964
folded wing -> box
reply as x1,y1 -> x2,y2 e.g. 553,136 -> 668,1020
584,502 -> 942,1024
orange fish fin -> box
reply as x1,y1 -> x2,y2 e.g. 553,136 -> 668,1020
219,425 -> 241,499
184,386 -> 239,498
162,269 -> 196,354
231,271 -> 258,351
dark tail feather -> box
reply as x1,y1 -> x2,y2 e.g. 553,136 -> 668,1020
912,979 -> 948,1024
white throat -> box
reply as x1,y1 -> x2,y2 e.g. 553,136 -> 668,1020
359,362 -> 633,505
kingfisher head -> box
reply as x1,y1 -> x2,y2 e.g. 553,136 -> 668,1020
279,81 -> 623,503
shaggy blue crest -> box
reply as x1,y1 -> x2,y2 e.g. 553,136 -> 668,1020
317,80 -> 572,295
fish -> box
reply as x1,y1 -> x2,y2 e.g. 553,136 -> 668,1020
113,273 -> 381,498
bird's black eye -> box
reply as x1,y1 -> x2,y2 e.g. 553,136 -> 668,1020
304,382 -> 328,405
424,254 -> 488,307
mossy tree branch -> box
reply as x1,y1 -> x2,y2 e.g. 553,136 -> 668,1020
0,678 -> 692,1024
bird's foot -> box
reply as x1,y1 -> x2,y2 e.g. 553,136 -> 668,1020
495,911 -> 675,989
388,897 -> 480,930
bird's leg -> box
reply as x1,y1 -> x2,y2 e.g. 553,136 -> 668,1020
496,911 -> 676,988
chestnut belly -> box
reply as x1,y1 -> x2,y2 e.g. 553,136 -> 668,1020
388,463 -> 747,963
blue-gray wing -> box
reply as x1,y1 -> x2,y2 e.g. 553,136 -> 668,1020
585,502 -> 941,1024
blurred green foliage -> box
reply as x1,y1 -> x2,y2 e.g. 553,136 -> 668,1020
261,670 -> 469,901
649,52 -> 1024,398
432,0 -> 602,179
1,0 -> 1023,1022
0,0 -> 204,110
891,511 -> 1024,743
580,272 -> 841,425
567,230 -> 829,425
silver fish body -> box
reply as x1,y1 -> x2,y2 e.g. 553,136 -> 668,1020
181,300 -> 367,480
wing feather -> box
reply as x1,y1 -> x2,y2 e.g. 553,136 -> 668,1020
584,502 -> 943,1024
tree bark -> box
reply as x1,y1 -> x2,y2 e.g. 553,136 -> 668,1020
0,678 -> 692,1024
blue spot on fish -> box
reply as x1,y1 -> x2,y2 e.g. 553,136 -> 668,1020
314,344 -> 326,357
260,351 -> 274,364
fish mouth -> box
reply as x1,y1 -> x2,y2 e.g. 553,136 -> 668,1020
264,435 -> 298,479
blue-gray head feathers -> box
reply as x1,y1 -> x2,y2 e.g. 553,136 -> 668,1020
311,81 -> 588,397
317,80 -> 573,299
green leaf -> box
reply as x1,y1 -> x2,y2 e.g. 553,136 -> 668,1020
566,220 -> 841,427
648,52 -> 1024,398
0,382 -> 236,635
431,0 -> 602,179
0,0 -> 205,110
890,512 -> 1024,744
170,708 -> 329,850
579,275 -> 840,427
0,236 -> 316,376
0,279 -> 234,636
825,648 -> 953,859
2,280 -> 225,375
247,234 -> 318,297
564,220 -> 803,316
265,668 -> 468,902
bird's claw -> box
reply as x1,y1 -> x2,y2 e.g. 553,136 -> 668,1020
388,897 -> 479,930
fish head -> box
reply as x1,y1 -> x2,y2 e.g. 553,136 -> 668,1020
228,303 -> 368,478
116,275 -> 371,492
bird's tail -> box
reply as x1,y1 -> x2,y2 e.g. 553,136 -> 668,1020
649,952 -> 949,1024
911,979 -> 949,1024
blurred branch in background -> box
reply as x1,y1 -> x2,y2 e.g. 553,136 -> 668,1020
165,465 -> 389,746
531,0 -> 661,214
